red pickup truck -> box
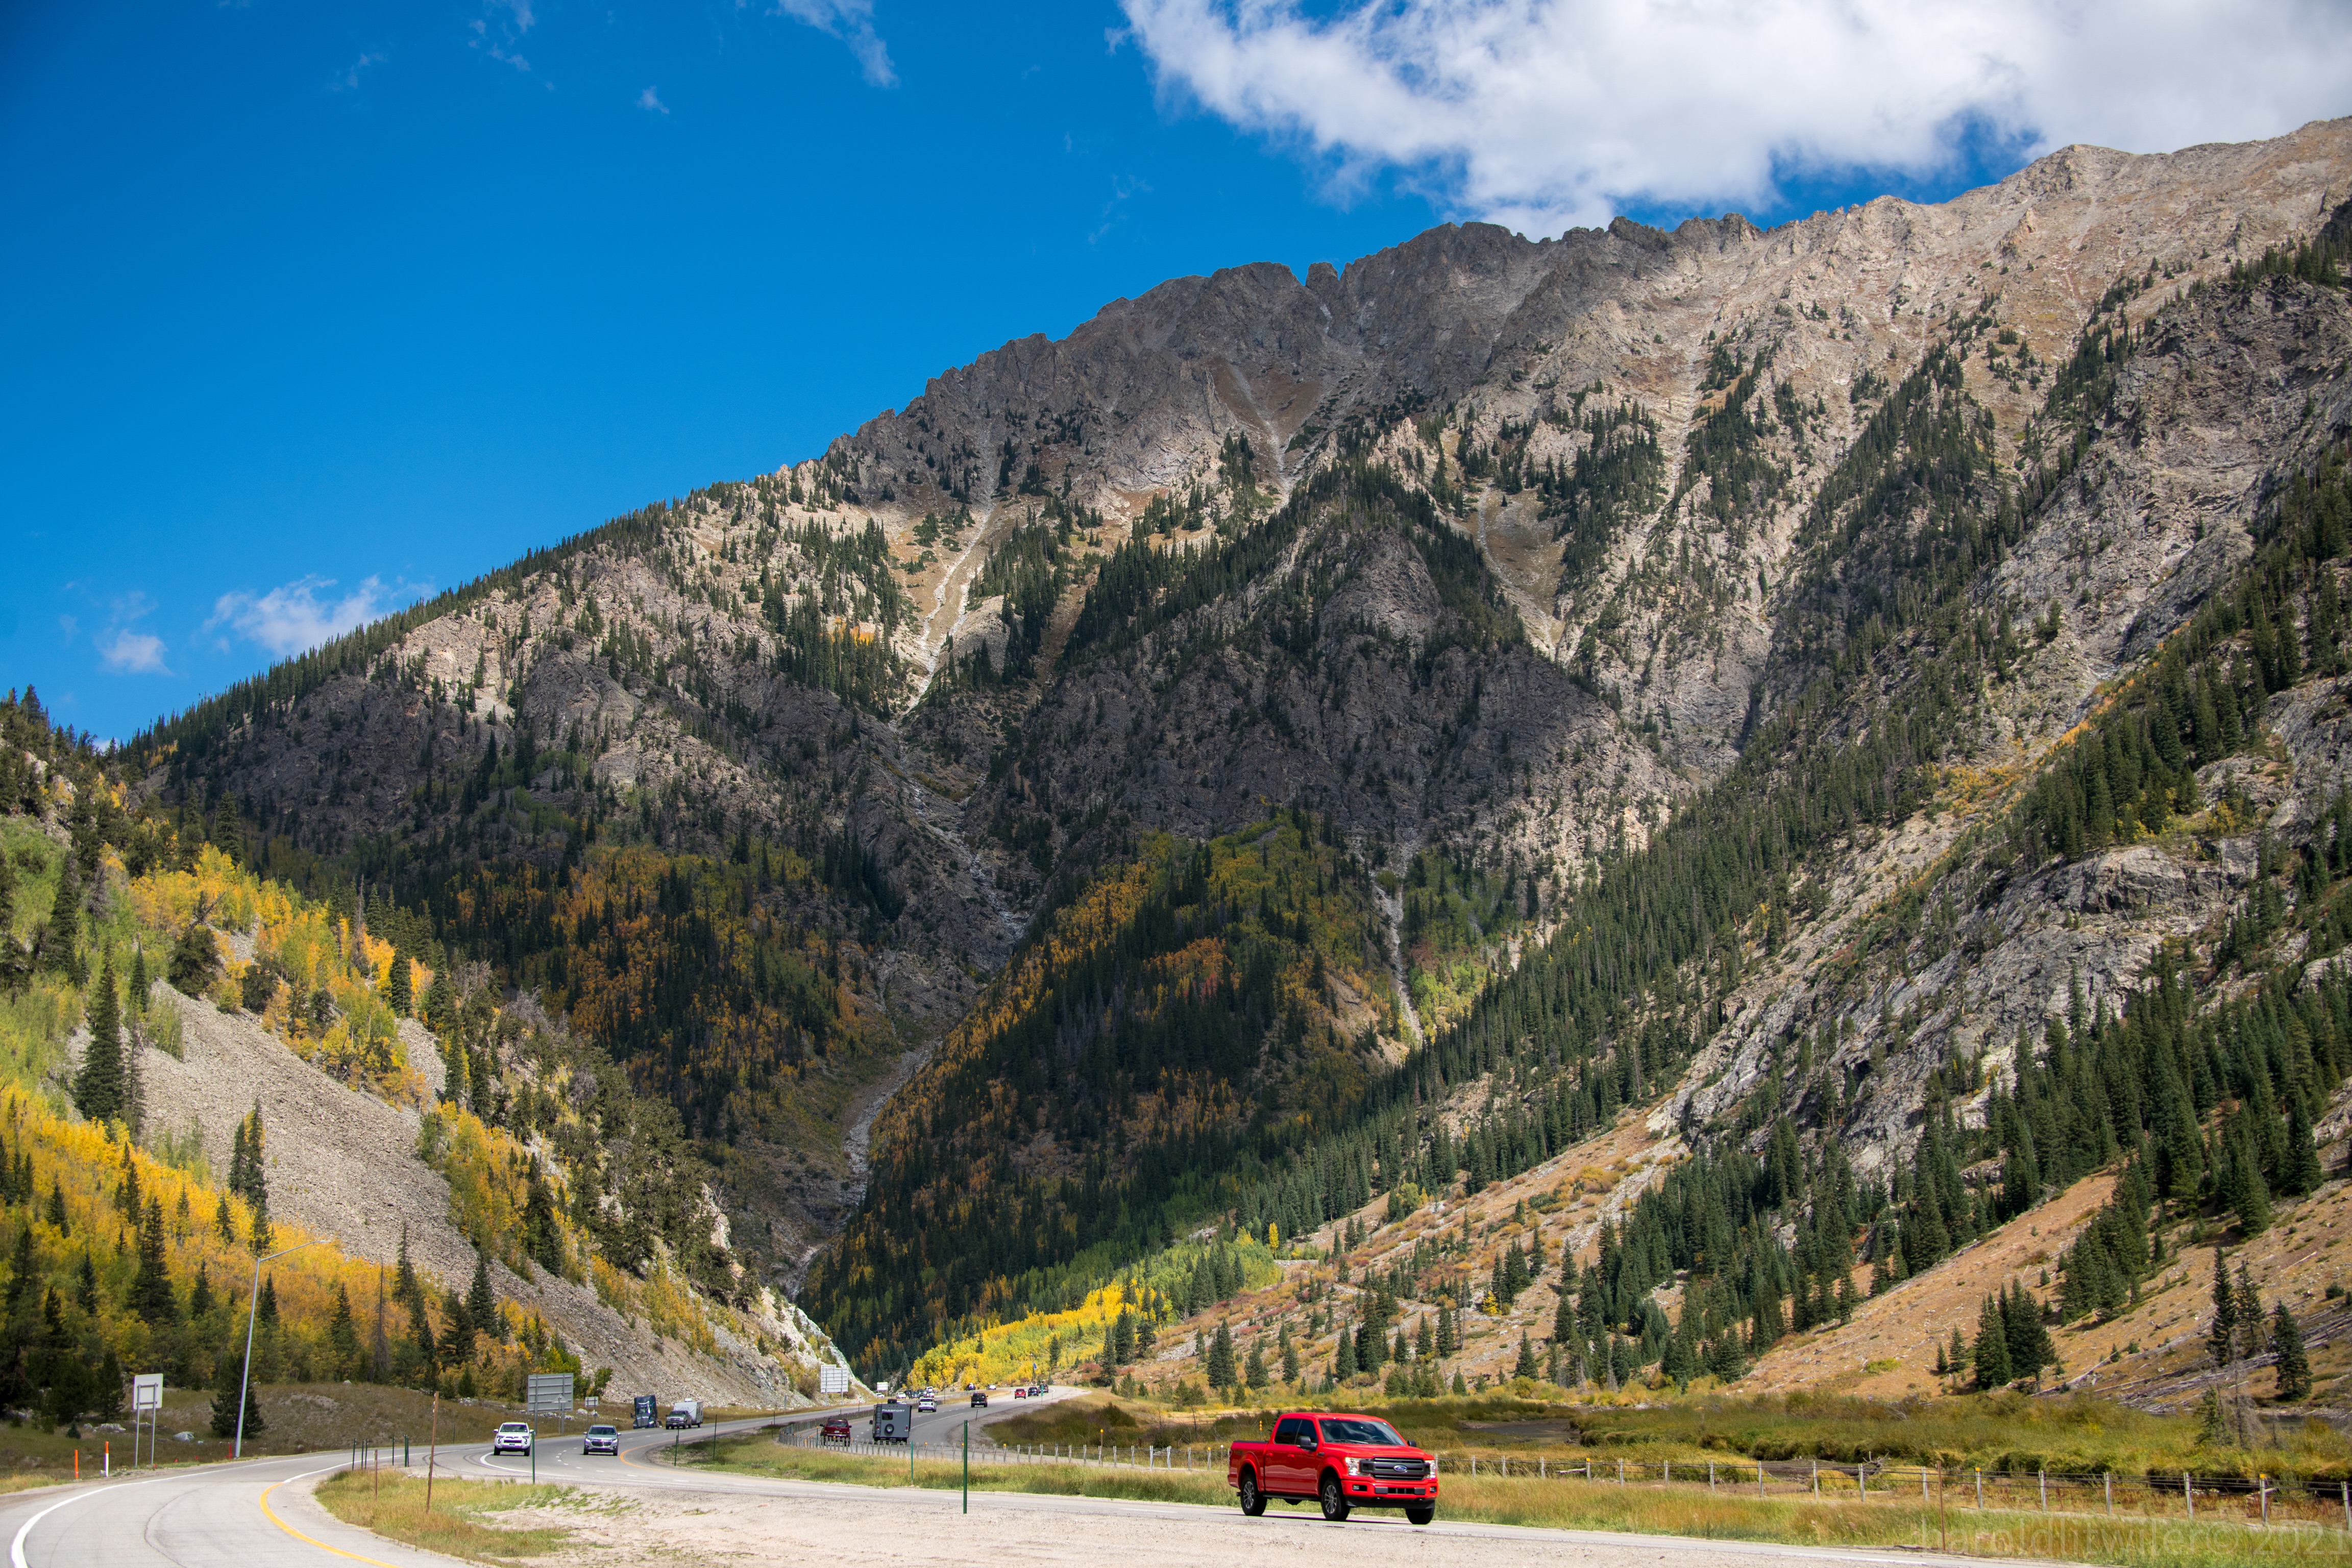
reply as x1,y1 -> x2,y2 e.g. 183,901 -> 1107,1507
1227,1412 -> 1439,1525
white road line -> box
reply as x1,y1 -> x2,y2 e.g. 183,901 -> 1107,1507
9,1471 -> 177,1568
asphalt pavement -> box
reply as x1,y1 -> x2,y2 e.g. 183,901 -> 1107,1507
1,1393 -> 2023,1568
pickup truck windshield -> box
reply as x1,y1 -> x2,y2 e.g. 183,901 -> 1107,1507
1317,1418 -> 1405,1447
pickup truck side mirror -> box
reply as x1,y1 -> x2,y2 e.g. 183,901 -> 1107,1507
1296,1434 -> 1317,1450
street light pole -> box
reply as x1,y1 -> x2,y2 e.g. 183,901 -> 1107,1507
237,1237 -> 331,1459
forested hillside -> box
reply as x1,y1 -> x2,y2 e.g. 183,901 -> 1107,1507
45,122 -> 2352,1411
0,690 -> 847,1429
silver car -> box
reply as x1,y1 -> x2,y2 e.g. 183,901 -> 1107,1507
583,1424 -> 619,1455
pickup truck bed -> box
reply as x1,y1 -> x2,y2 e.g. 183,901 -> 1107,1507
1227,1412 -> 1438,1525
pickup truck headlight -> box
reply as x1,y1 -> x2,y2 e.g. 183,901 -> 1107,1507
1428,1458 -> 1439,1477
1344,1458 -> 1365,1477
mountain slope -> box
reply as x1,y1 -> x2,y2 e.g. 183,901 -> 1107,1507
106,119 -> 2352,1402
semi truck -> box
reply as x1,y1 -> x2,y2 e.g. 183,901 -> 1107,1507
633,1395 -> 658,1429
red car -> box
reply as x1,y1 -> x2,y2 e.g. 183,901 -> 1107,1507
820,1417 -> 852,1446
1228,1412 -> 1438,1525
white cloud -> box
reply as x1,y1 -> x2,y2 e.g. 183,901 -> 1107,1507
331,50 -> 387,92
639,85 -> 670,113
207,576 -> 398,658
1120,0 -> 2352,234
100,630 -> 170,675
773,0 -> 897,87
470,0 -> 535,72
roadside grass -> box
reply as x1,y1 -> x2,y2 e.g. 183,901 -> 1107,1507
314,1472 -> 577,1564
995,1390 -> 2352,1485
694,1434 -> 2352,1568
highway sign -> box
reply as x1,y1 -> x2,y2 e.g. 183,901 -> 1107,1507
819,1365 -> 849,1395
526,1373 -> 575,1413
132,1374 -> 163,1411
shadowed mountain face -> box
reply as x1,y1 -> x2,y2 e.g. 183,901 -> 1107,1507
134,124 -> 2352,1375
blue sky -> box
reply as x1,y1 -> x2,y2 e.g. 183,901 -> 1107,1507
4,1 -> 2340,743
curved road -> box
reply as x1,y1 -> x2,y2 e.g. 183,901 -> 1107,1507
5,1395 -> 2019,1568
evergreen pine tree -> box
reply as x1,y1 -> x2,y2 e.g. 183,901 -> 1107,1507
246,1116 -> 272,1254
2272,1302 -> 2311,1401
45,1179 -> 66,1235
424,968 -> 457,1036
1973,1294 -> 2013,1388
127,945 -> 147,1012
2283,1099 -> 2324,1196
168,922 -> 219,997
2209,1249 -> 2237,1367
2225,1134 -> 2273,1236
47,853 -> 81,969
210,1344 -> 263,1439
1332,1323 -> 1356,1379
327,1284 -> 361,1378
1245,1343 -> 1268,1388
2234,1263 -> 2265,1362
388,943 -> 413,1016
466,1248 -> 498,1341
1206,1321 -> 1236,1387
71,956 -> 124,1123
131,1195 -> 176,1323
188,1263 -> 213,1318
1279,1324 -> 1300,1384
1514,1333 -> 1538,1380
73,1251 -> 97,1313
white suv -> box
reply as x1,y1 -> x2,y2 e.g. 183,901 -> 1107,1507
493,1422 -> 535,1455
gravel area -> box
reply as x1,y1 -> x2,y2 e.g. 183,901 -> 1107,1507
101,984 -> 804,1406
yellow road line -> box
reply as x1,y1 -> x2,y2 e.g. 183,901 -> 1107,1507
258,1468 -> 409,1567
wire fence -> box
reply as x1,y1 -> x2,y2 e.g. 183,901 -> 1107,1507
781,1427 -> 2352,1532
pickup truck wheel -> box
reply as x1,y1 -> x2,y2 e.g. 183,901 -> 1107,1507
1406,1505 -> 1435,1526
1238,1471 -> 1266,1517
1318,1473 -> 1351,1522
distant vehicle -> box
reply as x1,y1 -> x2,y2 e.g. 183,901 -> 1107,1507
1228,1413 -> 1437,1526
1012,1387 -> 1026,1399
970,1390 -> 988,1408
871,1404 -> 912,1443
666,1399 -> 704,1429
493,1422 -> 535,1456
583,1425 -> 619,1455
820,1417 -> 852,1446
633,1395 -> 658,1429
916,1395 -> 938,1412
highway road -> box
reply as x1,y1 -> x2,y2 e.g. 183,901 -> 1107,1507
3,1394 -> 2031,1568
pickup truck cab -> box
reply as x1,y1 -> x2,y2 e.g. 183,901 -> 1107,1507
1228,1413 -> 1437,1525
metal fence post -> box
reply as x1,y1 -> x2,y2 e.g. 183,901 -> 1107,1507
2184,1473 -> 2193,1520
1976,1469 -> 1982,1509
2104,1472 -> 2112,1515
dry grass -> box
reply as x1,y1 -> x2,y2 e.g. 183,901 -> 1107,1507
313,1472 -> 579,1564
702,1434 -> 2352,1567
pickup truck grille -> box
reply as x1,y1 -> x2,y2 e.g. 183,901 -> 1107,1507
1368,1458 -> 1430,1480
